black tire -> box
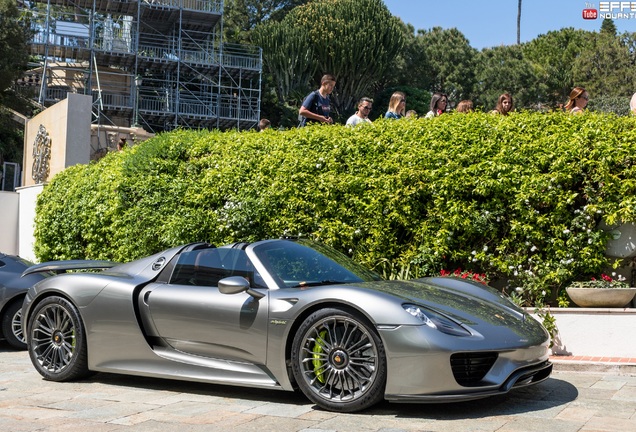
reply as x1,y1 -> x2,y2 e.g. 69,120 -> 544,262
27,296 -> 91,381
1,300 -> 27,350
291,308 -> 386,412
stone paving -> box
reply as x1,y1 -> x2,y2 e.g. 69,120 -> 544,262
2,343 -> 636,431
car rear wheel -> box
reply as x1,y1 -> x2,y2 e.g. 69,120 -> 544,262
27,296 -> 91,381
1,300 -> 27,350
291,308 -> 386,412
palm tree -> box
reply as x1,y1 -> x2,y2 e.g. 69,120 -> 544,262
517,0 -> 522,44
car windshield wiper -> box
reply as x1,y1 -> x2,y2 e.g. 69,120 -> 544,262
293,280 -> 349,288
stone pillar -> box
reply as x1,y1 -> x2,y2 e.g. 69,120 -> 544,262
23,93 -> 92,187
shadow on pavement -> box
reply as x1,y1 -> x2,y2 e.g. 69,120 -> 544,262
379,377 -> 578,419
1,339 -> 577,418
70,368 -> 579,417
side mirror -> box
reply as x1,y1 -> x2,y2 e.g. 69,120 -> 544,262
218,276 -> 265,299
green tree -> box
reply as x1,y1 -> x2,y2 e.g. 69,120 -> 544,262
522,28 -> 590,107
251,20 -> 317,106
0,0 -> 31,167
253,0 -> 404,116
600,18 -> 617,36
223,0 -> 311,43
0,107 -> 24,165
474,44 -> 538,110
0,0 -> 31,102
415,27 -> 477,102
386,20 -> 430,89
573,30 -> 636,105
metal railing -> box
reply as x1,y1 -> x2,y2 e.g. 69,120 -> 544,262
141,0 -> 222,13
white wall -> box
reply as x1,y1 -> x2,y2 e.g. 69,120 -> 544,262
16,184 -> 43,262
0,191 -> 19,254
531,308 -> 636,358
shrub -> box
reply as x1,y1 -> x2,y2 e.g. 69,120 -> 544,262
34,112 -> 636,305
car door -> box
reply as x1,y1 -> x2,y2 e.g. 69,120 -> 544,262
141,247 -> 269,364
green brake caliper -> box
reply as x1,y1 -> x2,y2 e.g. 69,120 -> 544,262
312,330 -> 327,384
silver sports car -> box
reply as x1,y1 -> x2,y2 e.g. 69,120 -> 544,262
22,238 -> 552,412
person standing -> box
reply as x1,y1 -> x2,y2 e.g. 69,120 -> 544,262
631,92 -> 636,115
564,87 -> 588,114
259,118 -> 271,131
425,92 -> 448,118
456,100 -> 474,113
491,93 -> 514,115
298,74 -> 336,127
385,91 -> 406,119
346,97 -> 373,126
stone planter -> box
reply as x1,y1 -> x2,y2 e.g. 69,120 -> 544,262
565,287 -> 636,308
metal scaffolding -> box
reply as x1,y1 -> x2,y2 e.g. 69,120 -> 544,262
19,0 -> 262,133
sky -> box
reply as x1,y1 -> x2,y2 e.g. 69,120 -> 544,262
383,0 -> 636,50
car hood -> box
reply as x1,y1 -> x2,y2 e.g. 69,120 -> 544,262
355,277 -> 545,337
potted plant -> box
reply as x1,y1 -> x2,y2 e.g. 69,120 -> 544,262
566,273 -> 636,308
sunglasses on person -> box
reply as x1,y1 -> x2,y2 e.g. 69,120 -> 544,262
361,105 -> 372,110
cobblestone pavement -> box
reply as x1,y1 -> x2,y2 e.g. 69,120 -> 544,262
2,343 -> 636,432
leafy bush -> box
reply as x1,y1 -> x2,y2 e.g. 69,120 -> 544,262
34,112 -> 636,305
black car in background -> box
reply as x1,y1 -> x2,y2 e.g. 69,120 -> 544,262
0,253 -> 46,349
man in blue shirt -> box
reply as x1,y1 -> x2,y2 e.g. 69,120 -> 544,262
298,74 -> 336,127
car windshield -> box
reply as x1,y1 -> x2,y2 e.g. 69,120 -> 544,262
252,239 -> 382,288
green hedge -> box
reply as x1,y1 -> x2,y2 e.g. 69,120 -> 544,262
34,112 -> 636,304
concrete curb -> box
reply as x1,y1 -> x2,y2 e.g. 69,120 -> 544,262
552,359 -> 636,375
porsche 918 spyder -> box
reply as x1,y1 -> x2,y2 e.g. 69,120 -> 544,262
22,239 -> 552,412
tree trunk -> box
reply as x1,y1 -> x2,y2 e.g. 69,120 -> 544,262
517,0 -> 522,45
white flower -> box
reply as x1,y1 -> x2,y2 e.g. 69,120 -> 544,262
541,290 -> 546,296
471,250 -> 477,255
483,246 -> 488,252
563,229 -> 570,234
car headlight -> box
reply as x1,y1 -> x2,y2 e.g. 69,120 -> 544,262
403,304 -> 471,336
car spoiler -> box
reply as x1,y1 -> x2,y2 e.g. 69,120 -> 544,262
22,260 -> 119,277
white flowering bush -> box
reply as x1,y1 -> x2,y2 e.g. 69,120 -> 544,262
34,112 -> 636,306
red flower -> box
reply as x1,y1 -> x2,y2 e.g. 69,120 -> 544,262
439,269 -> 489,285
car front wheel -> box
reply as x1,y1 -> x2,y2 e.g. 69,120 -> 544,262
291,308 -> 386,412
1,300 -> 27,350
27,296 -> 91,381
